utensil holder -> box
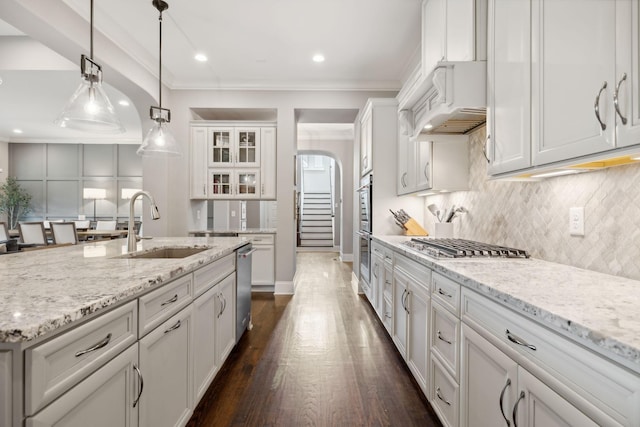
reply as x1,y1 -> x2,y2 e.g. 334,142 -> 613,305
434,222 -> 453,238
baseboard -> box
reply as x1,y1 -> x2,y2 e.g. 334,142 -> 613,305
251,285 -> 275,293
351,271 -> 360,295
340,253 -> 353,262
274,280 -> 294,295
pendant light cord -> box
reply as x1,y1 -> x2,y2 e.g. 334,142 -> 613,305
89,0 -> 94,59
158,7 -> 163,109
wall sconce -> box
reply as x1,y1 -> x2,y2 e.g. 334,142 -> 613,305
83,187 -> 106,221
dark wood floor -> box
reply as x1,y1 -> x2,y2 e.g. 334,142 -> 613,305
187,252 -> 442,427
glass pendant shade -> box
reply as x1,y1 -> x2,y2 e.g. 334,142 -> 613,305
55,72 -> 124,133
137,118 -> 181,156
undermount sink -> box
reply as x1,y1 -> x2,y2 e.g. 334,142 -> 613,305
118,247 -> 211,259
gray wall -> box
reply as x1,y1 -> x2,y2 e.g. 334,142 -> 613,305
425,126 -> 640,281
8,143 -> 142,222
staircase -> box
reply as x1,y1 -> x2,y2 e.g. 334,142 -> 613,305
299,192 -> 334,247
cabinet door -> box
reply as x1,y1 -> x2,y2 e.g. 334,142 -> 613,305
235,128 -> 260,168
392,268 -> 409,358
487,0 -> 532,175
516,367 -> 599,427
260,127 -> 277,199
235,170 -> 260,199
422,0 -> 446,75
414,139 -> 432,191
617,0 -> 640,148
208,128 -> 234,167
209,169 -> 234,198
397,133 -> 414,195
193,286 -> 219,403
190,127 -> 208,199
26,345 -> 139,427
446,0 -> 477,62
407,282 -> 430,396
139,307 -> 193,427
360,107 -> 373,176
531,0 -> 616,166
251,244 -> 275,286
460,323 -> 517,427
216,274 -> 236,365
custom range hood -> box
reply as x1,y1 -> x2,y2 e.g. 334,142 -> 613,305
397,61 -> 486,137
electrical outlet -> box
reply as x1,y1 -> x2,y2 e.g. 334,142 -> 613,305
231,210 -> 236,217
569,207 -> 584,236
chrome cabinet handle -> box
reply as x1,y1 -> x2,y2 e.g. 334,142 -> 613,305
385,279 -> 391,285
594,81 -> 608,131
385,312 -> 392,319
164,320 -> 181,334
614,73 -> 628,125
424,161 -> 430,180
401,172 -> 407,187
506,329 -> 537,351
161,294 -> 178,307
373,263 -> 379,279
437,288 -> 453,299
222,293 -> 227,314
483,135 -> 491,163
74,333 -> 112,357
437,330 -> 452,345
499,379 -> 512,426
404,290 -> 410,315
401,289 -> 407,312
512,391 -> 525,427
261,183 -> 264,195
436,387 -> 451,406
217,293 -> 224,318
203,184 -> 206,195
133,364 -> 144,408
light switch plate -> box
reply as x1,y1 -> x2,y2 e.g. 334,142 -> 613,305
569,207 -> 584,236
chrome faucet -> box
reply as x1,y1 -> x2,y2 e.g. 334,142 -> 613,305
128,190 -> 160,252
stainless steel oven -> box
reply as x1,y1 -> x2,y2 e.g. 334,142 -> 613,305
356,174 -> 372,285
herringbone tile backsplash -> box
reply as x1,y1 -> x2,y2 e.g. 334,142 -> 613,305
423,127 -> 640,280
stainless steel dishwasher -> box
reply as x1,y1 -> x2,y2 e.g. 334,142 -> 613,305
236,244 -> 255,342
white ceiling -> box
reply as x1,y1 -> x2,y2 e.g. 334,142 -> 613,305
0,0 -> 422,142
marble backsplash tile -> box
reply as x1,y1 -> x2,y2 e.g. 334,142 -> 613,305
423,127 -> 640,281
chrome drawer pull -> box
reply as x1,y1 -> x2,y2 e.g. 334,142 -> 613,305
594,81 -> 608,131
161,294 -> 178,306
499,379 -> 511,426
437,330 -> 452,345
75,333 -> 112,357
164,320 -> 181,334
506,329 -> 536,351
436,387 -> 451,406
512,391 -> 525,427
437,288 -> 453,298
133,364 -> 144,408
614,73 -> 628,125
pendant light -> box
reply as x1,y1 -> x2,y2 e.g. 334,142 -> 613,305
137,0 -> 181,157
55,0 -> 124,133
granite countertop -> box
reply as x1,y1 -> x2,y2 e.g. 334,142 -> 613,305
188,228 -> 276,235
374,235 -> 640,372
0,237 -> 250,344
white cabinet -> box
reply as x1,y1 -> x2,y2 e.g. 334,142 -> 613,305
190,127 -> 208,199
239,233 -> 275,288
192,285 -> 220,403
139,306 -> 193,427
1,351 -> 12,427
25,344 -> 140,427
260,127 -> 277,199
618,2 -> 640,147
392,270 -> 408,358
208,169 -> 260,199
208,127 -> 260,168
359,104 -> 373,176
215,274 -> 236,365
421,0 -> 486,76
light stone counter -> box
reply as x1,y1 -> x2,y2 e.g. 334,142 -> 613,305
0,237 -> 250,344
374,235 -> 640,372
188,228 -> 276,236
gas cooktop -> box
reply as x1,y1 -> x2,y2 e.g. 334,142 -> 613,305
402,238 -> 530,259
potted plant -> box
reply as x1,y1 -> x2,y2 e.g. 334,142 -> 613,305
0,177 -> 32,230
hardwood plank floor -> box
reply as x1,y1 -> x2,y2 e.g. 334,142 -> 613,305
188,252 -> 442,427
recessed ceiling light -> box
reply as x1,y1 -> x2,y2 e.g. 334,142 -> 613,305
13,129 -> 23,134
195,53 -> 208,62
118,100 -> 130,107
312,54 -> 325,63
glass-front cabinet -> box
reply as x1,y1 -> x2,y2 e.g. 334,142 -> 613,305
208,127 -> 260,168
208,169 -> 260,199
208,128 -> 233,166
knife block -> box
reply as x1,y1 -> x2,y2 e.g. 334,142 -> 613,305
403,218 -> 428,236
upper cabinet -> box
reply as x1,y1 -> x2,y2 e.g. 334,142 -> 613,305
190,123 -> 276,200
359,104 -> 373,177
487,0 -> 640,177
421,0 -> 487,77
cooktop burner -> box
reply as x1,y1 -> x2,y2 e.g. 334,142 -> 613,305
403,238 -> 530,259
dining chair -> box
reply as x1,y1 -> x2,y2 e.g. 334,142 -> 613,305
51,222 -> 79,245
43,219 -> 65,229
74,220 -> 91,230
0,222 -> 8,241
17,222 -> 48,245
96,220 -> 117,230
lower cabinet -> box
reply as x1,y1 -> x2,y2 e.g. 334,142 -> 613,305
25,344 -> 140,427
192,285 -> 221,403
0,351 -> 11,427
239,233 -> 275,288
139,306 -> 193,427
215,273 -> 236,365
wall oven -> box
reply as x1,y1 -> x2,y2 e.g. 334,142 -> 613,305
356,174 -> 372,285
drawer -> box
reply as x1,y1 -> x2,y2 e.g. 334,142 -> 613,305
394,253 -> 431,292
139,274 -> 192,337
239,233 -> 274,245
461,288 -> 640,427
193,253 -> 235,297
432,272 -> 460,315
431,354 -> 459,427
431,300 -> 459,380
25,301 -> 137,415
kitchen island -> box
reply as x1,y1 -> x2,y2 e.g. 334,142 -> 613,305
0,236 -> 251,427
